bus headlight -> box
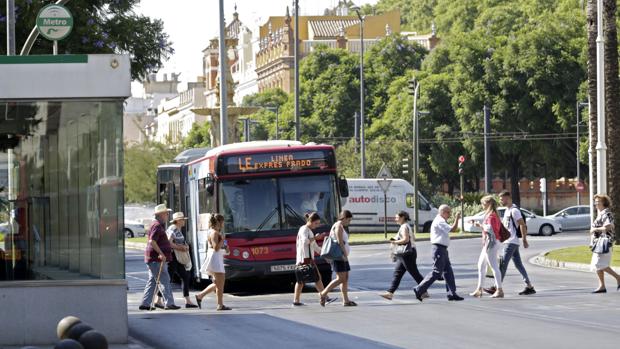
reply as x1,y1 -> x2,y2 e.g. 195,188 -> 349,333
242,251 -> 250,259
233,249 -> 240,257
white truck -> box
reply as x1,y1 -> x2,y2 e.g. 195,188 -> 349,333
342,178 -> 438,233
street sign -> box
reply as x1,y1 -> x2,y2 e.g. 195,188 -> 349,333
36,4 -> 73,41
376,163 -> 392,179
377,179 -> 392,193
576,181 -> 585,192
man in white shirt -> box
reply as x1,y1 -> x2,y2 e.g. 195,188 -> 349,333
484,191 -> 536,295
413,204 -> 463,302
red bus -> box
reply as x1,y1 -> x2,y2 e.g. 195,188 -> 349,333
185,140 -> 349,282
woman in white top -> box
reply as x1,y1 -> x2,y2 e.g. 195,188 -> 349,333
590,194 -> 620,293
319,210 -> 357,306
195,214 -> 231,311
380,211 -> 425,300
293,212 -> 329,306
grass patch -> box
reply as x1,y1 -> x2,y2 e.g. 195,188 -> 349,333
545,245 -> 620,267
348,232 -> 480,244
127,237 -> 148,243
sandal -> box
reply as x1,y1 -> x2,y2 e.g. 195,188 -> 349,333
195,295 -> 202,309
216,305 -> 232,311
319,294 -> 327,307
343,301 -> 358,307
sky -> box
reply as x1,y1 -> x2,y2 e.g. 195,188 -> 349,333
133,0 -> 378,96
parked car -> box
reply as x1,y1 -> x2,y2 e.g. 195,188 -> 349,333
545,205 -> 591,231
460,207 -> 562,236
124,220 -> 146,238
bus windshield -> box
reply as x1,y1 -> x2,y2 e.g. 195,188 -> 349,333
219,174 -> 338,234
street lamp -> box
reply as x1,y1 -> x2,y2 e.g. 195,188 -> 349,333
408,78 -> 420,234
576,101 -> 588,205
352,6 -> 366,178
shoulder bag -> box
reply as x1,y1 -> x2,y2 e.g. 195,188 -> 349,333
591,235 -> 611,254
391,225 -> 413,258
295,236 -> 319,283
174,245 -> 192,267
320,226 -> 344,261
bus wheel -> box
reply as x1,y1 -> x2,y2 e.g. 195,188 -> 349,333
320,269 -> 332,285
422,221 -> 432,233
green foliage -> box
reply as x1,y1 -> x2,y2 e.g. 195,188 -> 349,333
0,0 -> 173,80
183,122 -> 211,149
124,140 -> 180,203
429,193 -> 482,217
242,88 -> 290,140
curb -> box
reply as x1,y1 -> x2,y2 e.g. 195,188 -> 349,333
125,242 -> 147,250
531,250 -> 619,273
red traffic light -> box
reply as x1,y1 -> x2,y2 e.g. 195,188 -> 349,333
458,155 -> 466,163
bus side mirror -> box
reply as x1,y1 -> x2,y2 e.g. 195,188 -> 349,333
338,176 -> 349,198
206,175 -> 215,196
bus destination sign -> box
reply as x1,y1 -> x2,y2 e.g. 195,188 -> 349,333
219,150 -> 335,175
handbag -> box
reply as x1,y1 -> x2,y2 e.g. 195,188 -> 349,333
392,225 -> 413,257
591,236 -> 612,254
295,239 -> 319,283
174,244 -> 191,265
498,223 -> 511,242
320,236 -> 344,261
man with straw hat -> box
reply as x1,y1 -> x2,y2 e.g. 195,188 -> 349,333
139,204 -> 180,310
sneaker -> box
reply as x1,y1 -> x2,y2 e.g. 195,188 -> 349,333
138,305 -> 155,311
519,286 -> 536,295
447,294 -> 464,301
483,287 -> 496,295
413,288 -> 423,302
380,292 -> 393,300
185,303 -> 199,309
164,304 -> 181,310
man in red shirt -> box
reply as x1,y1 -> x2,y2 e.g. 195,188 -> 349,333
139,204 -> 180,310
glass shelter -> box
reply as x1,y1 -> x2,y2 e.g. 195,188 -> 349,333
0,55 -> 130,346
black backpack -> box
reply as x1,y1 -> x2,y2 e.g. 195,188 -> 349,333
508,206 -> 526,238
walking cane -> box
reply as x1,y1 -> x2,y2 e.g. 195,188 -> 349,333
149,260 -> 165,309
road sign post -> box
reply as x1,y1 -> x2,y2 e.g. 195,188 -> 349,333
540,177 -> 547,216
458,155 -> 466,233
36,4 -> 73,55
376,163 -> 393,238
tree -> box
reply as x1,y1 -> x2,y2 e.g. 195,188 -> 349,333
298,45 -> 360,141
603,0 -> 620,243
124,140 -> 180,203
242,88 -> 290,141
364,34 -> 428,124
183,122 -> 211,149
0,0 -> 173,80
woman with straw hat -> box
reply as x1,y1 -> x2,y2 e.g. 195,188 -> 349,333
165,212 -> 198,308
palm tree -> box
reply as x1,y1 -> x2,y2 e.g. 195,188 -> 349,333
603,0 -> 620,244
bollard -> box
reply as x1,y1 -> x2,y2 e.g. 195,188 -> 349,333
66,323 -> 94,341
57,316 -> 82,340
54,339 -> 84,349
78,330 -> 109,349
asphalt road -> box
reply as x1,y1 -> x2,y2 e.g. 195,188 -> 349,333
126,232 -> 620,349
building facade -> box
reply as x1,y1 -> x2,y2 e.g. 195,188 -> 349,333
153,81 -> 207,144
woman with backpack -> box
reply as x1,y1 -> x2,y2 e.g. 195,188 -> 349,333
469,195 -> 504,298
380,211 -> 425,300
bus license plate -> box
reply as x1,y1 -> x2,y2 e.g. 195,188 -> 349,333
270,264 -> 295,272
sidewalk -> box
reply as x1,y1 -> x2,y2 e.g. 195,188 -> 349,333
0,338 -> 151,349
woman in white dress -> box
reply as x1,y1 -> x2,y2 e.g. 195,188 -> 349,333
292,212 -> 329,306
590,194 -> 620,293
195,214 -> 231,310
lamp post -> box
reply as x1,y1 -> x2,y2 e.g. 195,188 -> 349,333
576,101 -> 588,205
352,6 -> 366,178
595,0 -> 607,194
6,0 -> 16,55
293,0 -> 300,141
218,0 -> 228,145
408,78 -> 420,234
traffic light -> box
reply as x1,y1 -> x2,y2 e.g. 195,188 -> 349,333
408,79 -> 417,95
458,155 -> 465,175
401,158 -> 412,175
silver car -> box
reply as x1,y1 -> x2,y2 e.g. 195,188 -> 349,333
546,205 -> 591,231
461,207 -> 562,236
